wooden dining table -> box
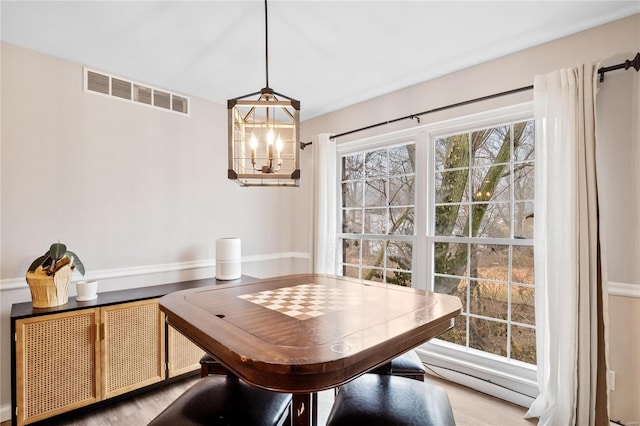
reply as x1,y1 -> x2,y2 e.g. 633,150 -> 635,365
159,273 -> 462,426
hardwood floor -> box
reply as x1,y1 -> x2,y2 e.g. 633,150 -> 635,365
2,374 -> 536,426
429,376 -> 537,426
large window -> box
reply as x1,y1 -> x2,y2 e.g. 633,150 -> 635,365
336,105 -> 536,370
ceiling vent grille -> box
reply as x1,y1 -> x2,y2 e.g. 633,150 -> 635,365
84,67 -> 189,115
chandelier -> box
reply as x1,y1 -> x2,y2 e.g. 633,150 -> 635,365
227,0 -> 300,187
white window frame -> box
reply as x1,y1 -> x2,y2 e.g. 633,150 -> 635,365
336,102 -> 538,407
338,139 -> 417,285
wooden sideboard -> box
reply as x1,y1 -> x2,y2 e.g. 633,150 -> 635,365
10,276 -> 258,426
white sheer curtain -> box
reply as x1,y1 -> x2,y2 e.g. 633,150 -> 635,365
525,64 -> 609,425
312,133 -> 337,274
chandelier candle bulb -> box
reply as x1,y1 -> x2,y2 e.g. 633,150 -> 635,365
216,238 -> 241,280
250,135 -> 258,164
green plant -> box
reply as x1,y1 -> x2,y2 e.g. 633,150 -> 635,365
27,242 -> 85,276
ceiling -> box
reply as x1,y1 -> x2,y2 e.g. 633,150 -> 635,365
2,1 -> 639,120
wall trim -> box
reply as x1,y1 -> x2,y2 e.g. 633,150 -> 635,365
0,404 -> 10,423
608,281 -> 640,298
0,252 -> 310,292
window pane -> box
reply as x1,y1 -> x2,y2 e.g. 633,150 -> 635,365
389,207 -> 414,235
342,153 -> 363,180
435,205 -> 469,237
365,179 -> 387,207
511,325 -> 536,364
472,125 -> 510,168
362,239 -> 384,267
434,243 -> 468,277
511,285 -> 535,325
342,182 -> 363,208
469,317 -> 507,357
513,202 -> 534,239
386,240 -> 412,271
342,209 -> 362,233
386,270 -> 412,287
513,121 -> 535,162
364,208 -> 387,234
342,239 -> 361,264
388,144 -> 415,175
469,280 -> 508,320
435,134 -> 469,171
342,265 -> 360,279
435,276 -> 467,312
472,165 -> 510,202
472,203 -> 510,238
389,176 -> 414,206
512,246 -> 534,284
365,149 -> 387,177
514,162 -> 534,200
435,169 -> 469,203
470,244 -> 509,281
438,315 -> 467,346
362,267 -> 383,282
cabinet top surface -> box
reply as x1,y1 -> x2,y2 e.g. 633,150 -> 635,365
11,276 -> 258,319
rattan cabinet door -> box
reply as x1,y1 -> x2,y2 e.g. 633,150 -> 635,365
15,309 -> 101,426
101,299 -> 165,399
167,324 -> 203,378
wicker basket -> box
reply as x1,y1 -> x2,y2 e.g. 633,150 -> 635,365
25,264 -> 72,308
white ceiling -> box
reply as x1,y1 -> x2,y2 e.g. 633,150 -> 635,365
2,1 -> 639,120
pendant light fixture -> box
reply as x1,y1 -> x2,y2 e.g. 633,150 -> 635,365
227,0 -> 300,187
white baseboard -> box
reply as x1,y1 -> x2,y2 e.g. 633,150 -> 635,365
424,364 -> 536,409
1,403 -> 11,423
608,281 -> 640,298
416,344 -> 538,409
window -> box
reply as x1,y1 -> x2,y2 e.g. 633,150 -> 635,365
431,120 -> 535,364
336,104 -> 537,387
340,143 -> 416,286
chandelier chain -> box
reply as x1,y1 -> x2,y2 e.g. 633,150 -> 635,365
264,0 -> 269,89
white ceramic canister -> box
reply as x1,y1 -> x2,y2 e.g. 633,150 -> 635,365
76,280 -> 98,301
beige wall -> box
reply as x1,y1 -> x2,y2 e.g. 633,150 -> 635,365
300,14 -> 640,423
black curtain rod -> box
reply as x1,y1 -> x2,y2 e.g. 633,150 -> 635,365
300,52 -> 640,149
331,84 -> 533,141
299,84 -> 531,149
598,52 -> 640,82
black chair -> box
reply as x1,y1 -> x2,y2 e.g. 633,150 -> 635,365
370,349 -> 426,381
326,374 -> 456,426
148,375 -> 292,426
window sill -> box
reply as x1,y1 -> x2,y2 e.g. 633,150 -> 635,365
417,339 -> 539,408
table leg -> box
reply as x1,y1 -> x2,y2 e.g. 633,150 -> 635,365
312,392 -> 318,426
292,393 -> 317,426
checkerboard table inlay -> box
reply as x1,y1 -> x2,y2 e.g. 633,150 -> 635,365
238,283 -> 362,320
